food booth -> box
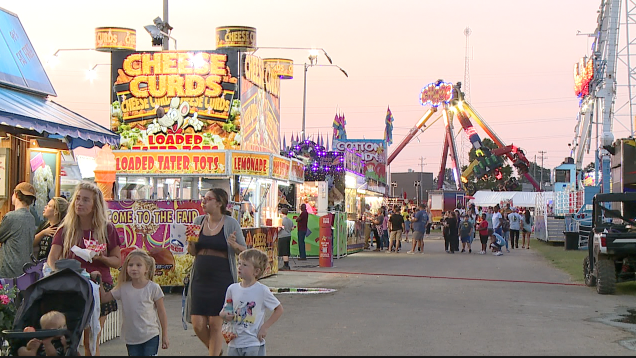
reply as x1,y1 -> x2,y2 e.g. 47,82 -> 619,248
0,9 -> 118,222
105,28 -> 304,285
333,138 -> 388,251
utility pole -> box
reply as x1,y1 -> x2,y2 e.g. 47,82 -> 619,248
162,0 -> 169,50
419,157 -> 425,206
538,151 -> 547,190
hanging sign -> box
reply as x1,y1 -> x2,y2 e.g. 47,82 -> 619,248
216,26 -> 257,50
231,152 -> 270,177
95,27 -> 136,52
290,160 -> 305,183
272,156 -> 291,180
114,151 -> 226,175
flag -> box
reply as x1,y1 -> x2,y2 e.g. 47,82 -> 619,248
333,112 -> 347,140
385,106 -> 394,146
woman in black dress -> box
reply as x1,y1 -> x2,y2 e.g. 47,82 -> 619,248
188,188 -> 246,356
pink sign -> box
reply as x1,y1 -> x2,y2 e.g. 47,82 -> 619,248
29,152 -> 45,172
107,200 -> 204,254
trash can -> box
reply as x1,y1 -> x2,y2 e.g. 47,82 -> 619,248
563,231 -> 579,250
319,214 -> 334,267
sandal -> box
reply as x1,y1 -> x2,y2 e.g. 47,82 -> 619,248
527,246 -> 530,249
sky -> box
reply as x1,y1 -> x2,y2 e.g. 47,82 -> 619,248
2,0 -> 631,178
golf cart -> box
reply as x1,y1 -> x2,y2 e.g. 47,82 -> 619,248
583,193 -> 636,294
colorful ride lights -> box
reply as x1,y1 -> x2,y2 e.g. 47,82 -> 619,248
420,80 -> 454,107
473,153 -> 504,179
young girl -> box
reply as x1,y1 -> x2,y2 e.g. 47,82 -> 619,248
220,249 -> 283,356
97,250 -> 169,356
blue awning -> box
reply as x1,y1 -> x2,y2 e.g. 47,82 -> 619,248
0,87 -> 118,149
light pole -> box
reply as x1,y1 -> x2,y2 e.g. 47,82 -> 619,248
299,59 -> 348,141
86,63 -> 110,81
250,47 -> 345,141
46,48 -> 95,67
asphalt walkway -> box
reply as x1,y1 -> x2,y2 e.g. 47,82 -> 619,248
98,234 -> 636,355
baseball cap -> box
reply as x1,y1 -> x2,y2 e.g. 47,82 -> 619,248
14,182 -> 36,197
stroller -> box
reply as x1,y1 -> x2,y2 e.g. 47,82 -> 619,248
2,260 -> 96,356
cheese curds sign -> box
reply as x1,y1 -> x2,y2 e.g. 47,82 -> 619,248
110,49 -> 242,151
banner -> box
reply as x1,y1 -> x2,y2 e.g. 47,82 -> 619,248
114,151 -> 226,175
243,227 -> 278,277
108,200 -> 203,286
290,160 -> 305,183
110,49 -> 241,151
108,200 -> 203,251
231,152 -> 270,177
333,139 -> 388,185
240,54 -> 281,154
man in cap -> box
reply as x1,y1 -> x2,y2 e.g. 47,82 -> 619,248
0,182 -> 37,277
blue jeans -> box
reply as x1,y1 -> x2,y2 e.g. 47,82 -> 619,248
504,231 -> 510,250
382,230 -> 389,248
298,230 -> 307,259
126,335 -> 159,356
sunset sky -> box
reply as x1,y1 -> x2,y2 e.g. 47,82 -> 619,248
2,0 -> 630,178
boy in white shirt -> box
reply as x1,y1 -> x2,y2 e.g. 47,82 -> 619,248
220,249 -> 284,356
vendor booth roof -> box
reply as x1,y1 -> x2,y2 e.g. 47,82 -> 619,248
472,190 -> 541,208
0,87 -> 118,149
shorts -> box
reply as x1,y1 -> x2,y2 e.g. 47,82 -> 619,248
278,235 -> 291,257
413,231 -> 424,241
228,345 -> 266,356
389,230 -> 402,242
479,234 -> 489,245
461,235 -> 471,243
522,228 -> 529,233
100,282 -> 118,317
404,221 -> 410,232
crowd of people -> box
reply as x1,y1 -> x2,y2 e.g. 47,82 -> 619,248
362,201 -> 535,257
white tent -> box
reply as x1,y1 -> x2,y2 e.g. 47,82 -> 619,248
471,190 -> 541,208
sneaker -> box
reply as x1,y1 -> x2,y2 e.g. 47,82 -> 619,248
385,250 -> 392,254
445,250 -> 450,253
461,249 -> 466,253
493,252 -> 499,256
469,249 -> 472,253
407,251 -> 415,254
506,249 -> 510,253
480,251 -> 486,255
495,252 -> 503,256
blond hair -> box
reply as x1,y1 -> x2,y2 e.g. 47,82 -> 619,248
61,182 -> 109,259
51,197 -> 69,223
40,311 -> 66,330
116,249 -> 155,289
238,249 -> 268,279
